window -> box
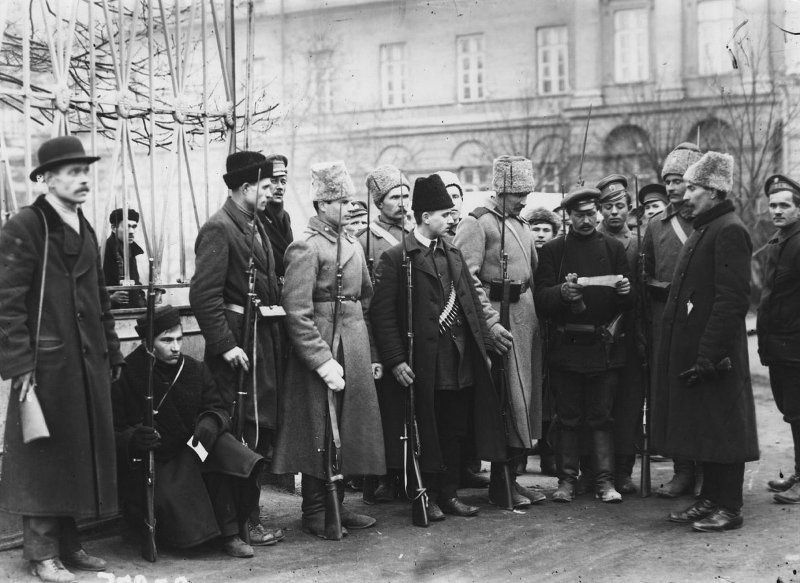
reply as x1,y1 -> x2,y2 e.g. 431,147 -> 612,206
537,26 -> 569,95
697,0 -> 734,75
380,43 -> 406,108
310,50 -> 333,114
613,9 -> 649,83
457,34 -> 485,102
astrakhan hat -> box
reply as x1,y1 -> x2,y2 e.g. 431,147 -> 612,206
223,151 -> 272,189
661,142 -> 702,181
683,151 -> 734,194
493,156 -> 535,195
311,160 -> 356,202
412,174 -> 455,213
365,165 -> 410,205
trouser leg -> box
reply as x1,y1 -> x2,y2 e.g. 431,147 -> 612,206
435,389 -> 470,501
700,462 -> 720,505
23,516 -> 61,562
709,462 -> 745,512
794,423 -> 800,476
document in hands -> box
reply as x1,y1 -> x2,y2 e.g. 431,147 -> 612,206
576,275 -> 623,288
187,437 -> 209,462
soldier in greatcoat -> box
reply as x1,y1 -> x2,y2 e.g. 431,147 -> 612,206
370,174 -> 506,520
455,155 -> 545,508
189,151 -> 284,545
758,174 -> 800,503
643,142 -> 704,498
656,152 -> 759,532
272,160 -> 385,539
258,153 -> 293,284
0,136 -> 124,582
596,174 -> 644,495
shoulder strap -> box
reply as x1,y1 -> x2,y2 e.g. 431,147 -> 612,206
32,207 -> 49,377
670,215 -> 688,245
468,206 -> 491,220
368,222 -> 399,246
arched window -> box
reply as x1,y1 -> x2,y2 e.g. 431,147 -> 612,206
604,125 -> 652,178
531,135 -> 568,192
688,118 -> 736,153
452,140 -> 492,190
374,145 -> 416,170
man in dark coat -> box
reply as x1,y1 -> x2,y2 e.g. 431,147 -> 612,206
0,136 -> 124,582
596,174 -> 644,495
258,154 -> 293,282
370,174 -> 507,520
113,305 -> 266,557
756,174 -> 800,504
643,142 -> 704,498
656,151 -> 759,532
272,160 -> 384,539
189,151 -> 284,545
534,187 -> 633,504
103,207 -> 146,309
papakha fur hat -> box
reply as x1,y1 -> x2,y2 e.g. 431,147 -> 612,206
310,160 -> 356,202
366,164 -> 411,205
522,206 -> 561,234
434,170 -> 464,196
493,156 -> 535,194
661,142 -> 703,180
683,151 -> 734,194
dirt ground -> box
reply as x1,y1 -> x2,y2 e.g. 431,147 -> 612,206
1,337 -> 799,583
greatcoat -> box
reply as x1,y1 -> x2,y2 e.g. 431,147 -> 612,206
369,234 -> 506,472
455,201 -> 542,448
272,216 -> 385,478
652,200 -> 759,463
0,195 -> 123,518
189,197 -> 283,436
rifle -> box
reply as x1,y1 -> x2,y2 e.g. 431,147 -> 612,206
142,257 -> 157,562
576,104 -> 593,187
366,198 -> 375,283
323,201 -> 346,541
398,187 -> 430,528
492,192 -> 517,511
633,175 -> 652,497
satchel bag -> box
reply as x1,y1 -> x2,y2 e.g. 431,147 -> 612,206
21,208 -> 51,444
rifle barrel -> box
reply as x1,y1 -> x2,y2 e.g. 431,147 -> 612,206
142,257 -> 157,562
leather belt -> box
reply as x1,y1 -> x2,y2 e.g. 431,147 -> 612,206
313,295 -> 361,303
224,302 -> 245,314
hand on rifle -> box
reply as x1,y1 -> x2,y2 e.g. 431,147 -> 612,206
12,371 -> 34,401
223,346 -> 250,371
316,358 -> 345,392
131,425 -> 161,452
109,290 -> 129,305
392,362 -> 415,387
372,363 -> 384,380
615,277 -> 631,296
490,322 -> 513,355
192,415 -> 221,451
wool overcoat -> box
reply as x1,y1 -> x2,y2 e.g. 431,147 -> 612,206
0,195 -> 123,518
189,197 -> 283,435
652,200 -> 759,463
272,216 -> 385,478
454,202 -> 542,448
369,234 -> 506,472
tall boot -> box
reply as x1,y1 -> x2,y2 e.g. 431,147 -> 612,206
300,474 -> 329,538
592,430 -> 622,503
693,462 -> 704,498
615,454 -> 637,494
552,429 -> 580,503
337,481 -> 376,529
768,423 -> 800,492
488,462 -> 530,508
656,458 -> 695,498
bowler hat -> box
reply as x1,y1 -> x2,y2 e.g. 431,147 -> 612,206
30,136 -> 100,182
412,174 -> 455,213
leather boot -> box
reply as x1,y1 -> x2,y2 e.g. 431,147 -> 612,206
769,423 -> 800,492
552,429 -> 579,503
538,433 -> 557,476
592,430 -> 622,503
656,458 -> 695,498
774,481 -> 800,504
615,454 -> 637,494
693,462 -> 704,498
300,474 -> 327,537
373,473 -> 396,502
362,475 -> 378,504
338,481 -> 376,529
488,463 -> 530,508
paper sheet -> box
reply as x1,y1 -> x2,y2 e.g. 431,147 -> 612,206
576,275 -> 623,288
187,437 -> 208,462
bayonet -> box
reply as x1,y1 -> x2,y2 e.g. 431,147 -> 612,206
577,103 -> 593,187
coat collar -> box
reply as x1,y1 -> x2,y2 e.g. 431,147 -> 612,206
404,232 -> 463,281
307,215 -> 356,266
222,197 -> 271,273
31,195 -> 96,275
692,199 -> 735,229
767,219 -> 800,245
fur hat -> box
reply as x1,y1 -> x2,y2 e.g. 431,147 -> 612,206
493,156 -> 535,194
661,142 -> 703,180
223,151 -> 272,190
412,174 -> 455,213
522,206 -> 560,234
109,208 -> 140,226
683,151 -> 734,194
135,304 -> 181,340
310,160 -> 356,202
366,165 -> 411,205
435,171 -> 464,197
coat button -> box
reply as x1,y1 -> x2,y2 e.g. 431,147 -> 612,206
76,311 -> 83,320
83,346 -> 89,354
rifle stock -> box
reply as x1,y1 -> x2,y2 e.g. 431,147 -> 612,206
142,258 -> 157,562
233,220 -> 259,442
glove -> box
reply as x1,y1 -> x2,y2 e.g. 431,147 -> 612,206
678,356 -> 718,387
316,359 -> 345,392
130,425 -> 161,452
192,415 -> 221,450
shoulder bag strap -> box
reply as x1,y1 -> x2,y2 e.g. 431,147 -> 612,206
32,208 -> 49,378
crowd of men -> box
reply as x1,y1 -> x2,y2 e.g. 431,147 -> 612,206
0,134 -> 798,582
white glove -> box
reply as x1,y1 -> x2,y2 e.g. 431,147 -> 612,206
316,358 -> 345,392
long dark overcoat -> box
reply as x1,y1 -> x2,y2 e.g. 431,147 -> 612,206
272,216 -> 385,479
369,235 -> 506,472
190,197 -> 283,436
0,195 -> 123,518
652,200 -> 759,463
